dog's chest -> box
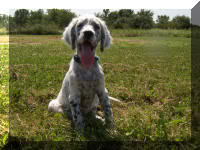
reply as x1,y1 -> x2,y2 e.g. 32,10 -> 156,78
75,69 -> 100,104
77,70 -> 99,93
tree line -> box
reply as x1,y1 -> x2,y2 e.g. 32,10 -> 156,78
0,14 -> 8,28
0,9 -> 191,34
8,9 -> 76,34
96,9 -> 190,30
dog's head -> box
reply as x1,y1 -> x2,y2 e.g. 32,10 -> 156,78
63,15 -> 112,68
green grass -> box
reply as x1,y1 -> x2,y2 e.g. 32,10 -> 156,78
0,28 -> 8,35
111,28 -> 191,38
8,30 -> 191,148
0,41 -> 9,148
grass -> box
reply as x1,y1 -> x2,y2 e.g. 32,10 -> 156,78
0,36 -> 9,148
3,29 -> 192,149
0,28 -> 8,35
111,28 -> 191,38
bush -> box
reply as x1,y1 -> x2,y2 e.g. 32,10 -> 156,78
10,23 -> 60,35
156,15 -> 170,29
171,16 -> 191,29
113,17 -> 131,29
0,28 -> 8,35
9,9 -> 76,35
104,9 -> 154,29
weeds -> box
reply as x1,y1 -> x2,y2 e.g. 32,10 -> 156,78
0,29 -> 192,148
0,43 -> 9,148
111,28 -> 191,38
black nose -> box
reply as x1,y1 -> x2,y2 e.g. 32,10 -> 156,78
84,31 -> 93,39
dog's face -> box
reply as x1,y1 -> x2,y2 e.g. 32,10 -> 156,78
63,15 -> 112,68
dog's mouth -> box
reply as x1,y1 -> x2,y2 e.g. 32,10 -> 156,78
80,41 -> 95,69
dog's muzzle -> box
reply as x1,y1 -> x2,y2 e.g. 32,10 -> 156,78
78,29 -> 97,69
84,31 -> 94,40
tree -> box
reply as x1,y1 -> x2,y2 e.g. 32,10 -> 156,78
156,15 -> 170,29
110,10 -> 135,29
102,9 -> 110,18
14,9 -> 29,26
0,14 -> 9,28
113,17 -> 127,29
100,9 -> 154,29
135,9 -> 154,29
106,11 -> 119,27
58,9 -> 76,28
118,9 -> 134,18
29,9 -> 44,24
47,9 -> 76,28
171,15 -> 190,29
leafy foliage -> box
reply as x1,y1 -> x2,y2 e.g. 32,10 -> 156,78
9,9 -> 76,34
14,9 -> 29,27
29,9 -> 44,24
100,9 -> 154,29
0,15 -> 8,29
98,9 -> 191,30
156,15 -> 170,29
6,9 -> 192,34
47,9 -> 76,28
171,15 -> 191,29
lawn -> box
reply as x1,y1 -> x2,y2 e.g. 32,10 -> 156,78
0,28 -> 8,35
0,36 -> 9,148
7,29 -> 192,148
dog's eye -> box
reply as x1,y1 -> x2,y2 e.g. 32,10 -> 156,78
77,23 -> 84,29
94,24 -> 100,30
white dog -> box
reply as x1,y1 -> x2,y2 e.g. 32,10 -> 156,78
48,15 -> 117,130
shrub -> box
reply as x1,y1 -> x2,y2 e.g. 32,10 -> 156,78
171,16 -> 191,29
10,23 -> 60,35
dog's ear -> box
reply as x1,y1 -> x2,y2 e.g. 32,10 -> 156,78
99,19 -> 112,52
63,18 -> 78,50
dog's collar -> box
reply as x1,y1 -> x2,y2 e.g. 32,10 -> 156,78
73,54 -> 99,64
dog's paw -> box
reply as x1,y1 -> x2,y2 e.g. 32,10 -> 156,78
105,118 -> 114,128
65,110 -> 73,120
74,121 -> 85,131
95,115 -> 105,122
48,100 -> 63,113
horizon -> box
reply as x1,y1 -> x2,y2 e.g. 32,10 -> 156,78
0,9 -> 191,22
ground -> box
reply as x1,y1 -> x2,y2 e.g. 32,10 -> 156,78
0,29 -> 193,149
0,35 -> 9,147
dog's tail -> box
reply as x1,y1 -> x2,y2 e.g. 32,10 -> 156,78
109,96 -> 122,103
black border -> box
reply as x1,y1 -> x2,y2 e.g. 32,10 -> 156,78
191,1 -> 200,148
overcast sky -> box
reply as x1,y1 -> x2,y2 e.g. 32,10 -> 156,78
0,9 -> 191,22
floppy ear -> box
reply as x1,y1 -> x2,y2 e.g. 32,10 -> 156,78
99,19 -> 112,52
63,18 -> 78,50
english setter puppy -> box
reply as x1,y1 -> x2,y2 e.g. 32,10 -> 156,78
48,15 -> 114,130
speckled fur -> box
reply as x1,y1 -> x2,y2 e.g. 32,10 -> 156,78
48,15 -> 113,129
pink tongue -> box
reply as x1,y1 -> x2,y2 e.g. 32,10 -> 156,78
80,43 -> 94,68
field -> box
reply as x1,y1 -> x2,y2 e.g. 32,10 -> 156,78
2,29 -> 192,148
0,36 -> 9,147
0,28 -> 8,35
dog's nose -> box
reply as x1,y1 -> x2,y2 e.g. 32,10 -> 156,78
84,31 -> 93,39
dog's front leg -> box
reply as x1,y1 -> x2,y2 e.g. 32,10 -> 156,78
69,95 -> 84,130
97,88 -> 114,127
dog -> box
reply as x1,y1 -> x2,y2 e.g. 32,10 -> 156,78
48,15 -> 114,130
